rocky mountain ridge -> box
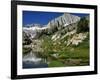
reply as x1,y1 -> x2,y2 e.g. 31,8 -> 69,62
23,13 -> 89,48
23,13 -> 80,40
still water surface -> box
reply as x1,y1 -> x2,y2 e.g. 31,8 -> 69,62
23,50 -> 48,69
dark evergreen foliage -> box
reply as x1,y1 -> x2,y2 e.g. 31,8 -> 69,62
77,17 -> 89,33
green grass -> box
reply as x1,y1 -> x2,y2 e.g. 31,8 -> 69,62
40,33 -> 89,67
48,60 -> 66,67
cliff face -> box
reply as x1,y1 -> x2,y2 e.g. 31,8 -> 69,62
47,13 -> 80,29
23,13 -> 80,40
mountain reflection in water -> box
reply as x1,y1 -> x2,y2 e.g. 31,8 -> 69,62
23,50 -> 48,69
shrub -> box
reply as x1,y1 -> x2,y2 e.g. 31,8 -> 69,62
77,17 -> 89,33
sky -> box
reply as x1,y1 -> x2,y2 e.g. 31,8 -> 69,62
23,11 -> 89,27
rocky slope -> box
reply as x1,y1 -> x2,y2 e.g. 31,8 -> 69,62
23,13 -> 80,40
23,13 -> 89,50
